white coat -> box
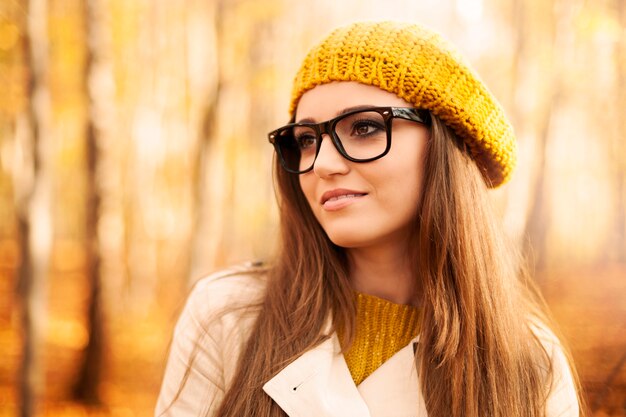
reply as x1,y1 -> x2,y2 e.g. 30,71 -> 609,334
155,267 -> 579,417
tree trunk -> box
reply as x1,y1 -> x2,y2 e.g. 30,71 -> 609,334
607,0 -> 626,264
16,217 -> 35,417
522,0 -> 565,275
72,0 -> 105,403
188,0 -> 221,283
72,111 -> 104,405
18,0 -> 53,415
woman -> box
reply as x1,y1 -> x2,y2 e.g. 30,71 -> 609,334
156,21 -> 581,417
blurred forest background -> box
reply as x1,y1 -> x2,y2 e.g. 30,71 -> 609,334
0,0 -> 625,415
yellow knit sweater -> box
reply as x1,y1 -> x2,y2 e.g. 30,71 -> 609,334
338,291 -> 420,385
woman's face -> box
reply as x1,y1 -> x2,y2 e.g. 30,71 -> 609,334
296,82 -> 429,250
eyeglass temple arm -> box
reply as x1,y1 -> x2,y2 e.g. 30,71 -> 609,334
391,107 -> 431,125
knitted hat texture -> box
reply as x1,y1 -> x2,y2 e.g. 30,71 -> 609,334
289,21 -> 516,187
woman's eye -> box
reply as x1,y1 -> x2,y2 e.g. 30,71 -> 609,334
352,121 -> 383,136
296,134 -> 316,150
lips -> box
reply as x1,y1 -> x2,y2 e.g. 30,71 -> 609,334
320,189 -> 368,205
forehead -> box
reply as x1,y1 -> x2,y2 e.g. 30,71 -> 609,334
295,82 -> 412,122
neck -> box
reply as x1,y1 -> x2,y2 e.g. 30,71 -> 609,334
346,243 -> 418,306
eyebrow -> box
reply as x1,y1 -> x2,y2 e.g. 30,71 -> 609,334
296,105 -> 377,124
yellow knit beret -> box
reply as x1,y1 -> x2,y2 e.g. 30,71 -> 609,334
289,21 -> 516,187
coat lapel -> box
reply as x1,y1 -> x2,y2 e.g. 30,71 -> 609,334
357,338 -> 427,417
262,335 -> 371,417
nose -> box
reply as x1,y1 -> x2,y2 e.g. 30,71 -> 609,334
312,134 -> 349,177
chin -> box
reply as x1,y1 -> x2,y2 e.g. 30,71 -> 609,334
324,231 -> 373,249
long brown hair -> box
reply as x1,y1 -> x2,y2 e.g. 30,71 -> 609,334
212,115 -> 580,416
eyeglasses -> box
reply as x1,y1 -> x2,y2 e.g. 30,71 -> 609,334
268,106 -> 431,174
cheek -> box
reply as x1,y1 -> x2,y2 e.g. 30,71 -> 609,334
377,146 -> 427,211
298,174 -> 317,208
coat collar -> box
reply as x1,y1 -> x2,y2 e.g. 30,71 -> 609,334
262,333 -> 427,417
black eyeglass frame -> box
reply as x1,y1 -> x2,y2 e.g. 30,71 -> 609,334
268,106 -> 431,174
